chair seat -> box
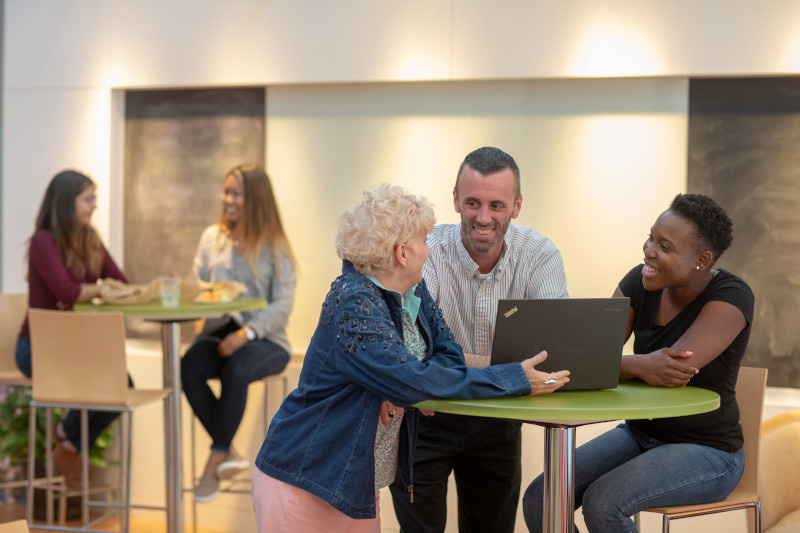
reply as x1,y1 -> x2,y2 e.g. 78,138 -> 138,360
0,370 -> 31,386
767,508 -> 800,533
125,388 -> 173,408
0,519 -> 30,533
31,388 -> 172,411
646,490 -> 759,515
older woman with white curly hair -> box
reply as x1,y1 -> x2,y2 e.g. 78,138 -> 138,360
251,183 -> 569,533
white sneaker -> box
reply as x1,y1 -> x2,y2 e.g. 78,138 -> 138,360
193,471 -> 220,503
216,453 -> 250,480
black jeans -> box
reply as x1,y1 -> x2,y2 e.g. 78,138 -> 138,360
180,320 -> 289,454
15,336 -> 133,451
389,412 -> 522,533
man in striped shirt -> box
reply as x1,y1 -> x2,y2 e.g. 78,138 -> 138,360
390,147 -> 569,532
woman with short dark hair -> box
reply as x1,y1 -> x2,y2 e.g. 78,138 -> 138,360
523,193 -> 753,532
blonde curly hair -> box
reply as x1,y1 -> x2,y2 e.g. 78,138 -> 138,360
336,183 -> 436,276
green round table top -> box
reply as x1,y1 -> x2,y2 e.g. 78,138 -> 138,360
415,381 -> 720,424
74,296 -> 266,319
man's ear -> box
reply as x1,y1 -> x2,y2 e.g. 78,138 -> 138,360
511,194 -> 522,219
453,187 -> 461,214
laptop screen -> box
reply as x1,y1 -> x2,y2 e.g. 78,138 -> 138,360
490,298 -> 630,390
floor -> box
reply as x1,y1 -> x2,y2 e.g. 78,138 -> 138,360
0,502 -> 223,532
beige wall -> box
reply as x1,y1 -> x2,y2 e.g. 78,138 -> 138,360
266,78 -> 687,351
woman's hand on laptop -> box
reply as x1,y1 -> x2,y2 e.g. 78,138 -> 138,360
521,351 -> 570,395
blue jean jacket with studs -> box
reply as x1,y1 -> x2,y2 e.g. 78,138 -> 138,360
254,261 -> 532,519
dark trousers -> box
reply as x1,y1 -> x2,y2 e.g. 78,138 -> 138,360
180,320 -> 289,454
15,336 -> 133,451
389,412 -> 522,533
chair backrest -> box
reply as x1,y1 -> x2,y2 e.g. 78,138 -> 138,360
0,293 -> 28,373
28,309 -> 129,405
734,366 -> 768,496
0,520 -> 30,533
758,410 -> 800,530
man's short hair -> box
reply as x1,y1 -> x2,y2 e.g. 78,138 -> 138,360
455,147 -> 521,199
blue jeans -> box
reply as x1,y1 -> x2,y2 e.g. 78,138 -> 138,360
522,423 -> 745,533
15,336 -> 133,451
180,320 -> 289,454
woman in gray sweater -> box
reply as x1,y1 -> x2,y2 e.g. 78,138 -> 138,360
181,163 -> 296,502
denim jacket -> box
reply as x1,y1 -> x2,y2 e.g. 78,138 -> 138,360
254,261 -> 532,519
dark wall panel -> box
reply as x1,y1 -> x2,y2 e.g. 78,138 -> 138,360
688,77 -> 800,386
124,87 -> 265,337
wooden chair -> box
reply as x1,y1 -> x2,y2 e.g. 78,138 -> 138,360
25,309 -> 172,533
0,520 -> 29,533
0,293 -> 29,386
758,410 -> 800,532
0,294 -> 30,496
634,366 -> 768,532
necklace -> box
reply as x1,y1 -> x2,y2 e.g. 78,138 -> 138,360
226,226 -> 241,248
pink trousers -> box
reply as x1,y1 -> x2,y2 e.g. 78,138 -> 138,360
252,467 -> 381,533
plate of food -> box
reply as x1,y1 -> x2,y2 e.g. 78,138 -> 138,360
193,280 -> 247,303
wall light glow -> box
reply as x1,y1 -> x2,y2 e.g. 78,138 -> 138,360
76,89 -> 114,244
569,21 -> 663,77
388,49 -> 448,81
782,29 -> 800,72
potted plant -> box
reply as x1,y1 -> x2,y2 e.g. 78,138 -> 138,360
0,384 -> 114,518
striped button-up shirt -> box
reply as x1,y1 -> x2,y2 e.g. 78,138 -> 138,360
423,223 -> 569,368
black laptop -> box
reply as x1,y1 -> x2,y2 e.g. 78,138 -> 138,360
490,298 -> 630,390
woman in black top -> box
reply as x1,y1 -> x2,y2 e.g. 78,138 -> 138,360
522,193 -> 754,532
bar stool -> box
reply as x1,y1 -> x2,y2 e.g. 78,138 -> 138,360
0,294 -> 69,516
0,294 -> 32,498
185,370 -> 289,532
26,309 -> 171,533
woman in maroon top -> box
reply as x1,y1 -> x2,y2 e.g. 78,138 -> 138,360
14,169 -> 130,489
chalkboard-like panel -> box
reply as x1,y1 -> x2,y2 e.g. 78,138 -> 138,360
688,77 -> 800,387
124,88 -> 266,338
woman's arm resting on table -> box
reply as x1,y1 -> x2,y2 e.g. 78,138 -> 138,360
77,282 -> 102,302
616,283 -> 747,387
614,285 -> 698,387
620,348 -> 696,387
667,300 -> 747,369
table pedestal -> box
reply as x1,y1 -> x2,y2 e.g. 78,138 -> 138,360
415,384 -> 720,533
543,426 -> 576,533
161,321 -> 183,533
74,297 -> 268,533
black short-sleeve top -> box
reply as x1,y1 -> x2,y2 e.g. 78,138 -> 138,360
618,265 -> 755,452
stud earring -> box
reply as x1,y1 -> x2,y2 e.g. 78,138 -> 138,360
696,266 -> 700,270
